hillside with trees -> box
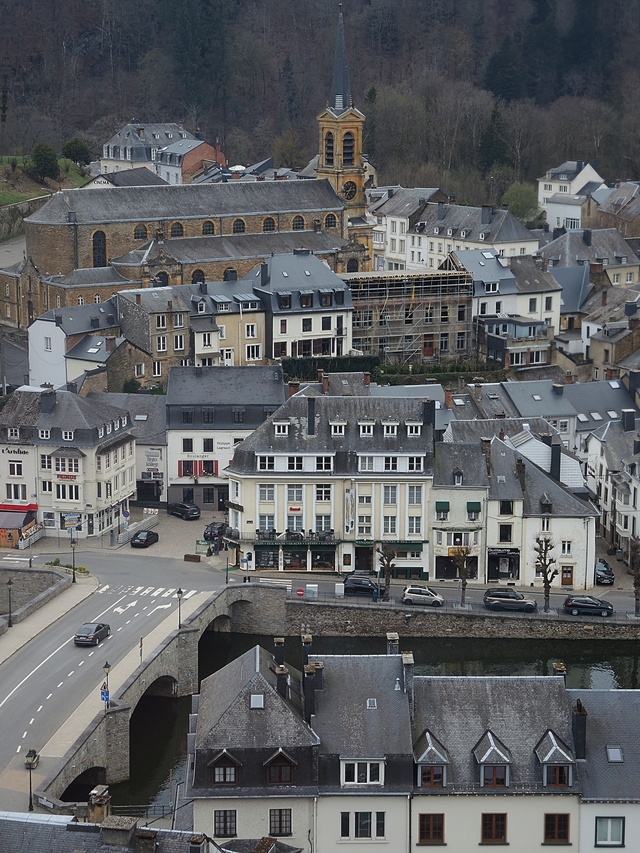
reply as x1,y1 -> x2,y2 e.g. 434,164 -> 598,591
1,0 -> 639,204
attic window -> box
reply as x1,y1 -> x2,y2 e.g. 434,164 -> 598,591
197,301 -> 206,313
134,414 -> 148,421
609,380 -> 620,388
590,412 -> 603,421
577,413 -> 589,422
606,745 -> 623,763
331,422 -> 346,436
607,410 -> 618,418
282,271 -> 289,277
274,423 -> 289,436
250,694 -> 264,709
532,395 -> 542,401
453,398 -> 465,406
367,698 -> 377,710
454,471 -> 463,486
497,475 -> 506,483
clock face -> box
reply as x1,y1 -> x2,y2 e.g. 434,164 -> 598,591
343,180 -> 357,200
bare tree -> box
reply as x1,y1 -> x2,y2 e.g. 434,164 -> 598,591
451,545 -> 473,607
629,536 -> 640,618
534,535 -> 557,613
376,545 -> 397,600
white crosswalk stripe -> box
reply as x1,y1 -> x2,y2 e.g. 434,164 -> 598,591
161,588 -> 176,598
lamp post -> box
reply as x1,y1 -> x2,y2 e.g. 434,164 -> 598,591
176,587 -> 183,628
103,660 -> 111,714
225,555 -> 229,584
27,754 -> 33,811
6,578 -> 12,628
71,535 -> 76,584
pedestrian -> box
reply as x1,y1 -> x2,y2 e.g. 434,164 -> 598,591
213,538 -> 219,556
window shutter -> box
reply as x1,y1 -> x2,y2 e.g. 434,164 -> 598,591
214,460 -> 219,476
178,461 -> 183,477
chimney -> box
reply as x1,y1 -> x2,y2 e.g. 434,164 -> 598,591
364,372 -> 371,386
100,816 -> 138,848
622,409 -> 636,432
480,437 -> 492,474
199,280 -> 207,294
552,662 -> 566,679
275,665 -> 289,698
302,634 -> 313,667
634,434 -> 640,456
551,439 -> 561,481
90,316 -> 99,328
167,300 -> 172,311
402,652 -> 414,721
107,314 -> 115,325
274,637 -> 285,666
105,336 -> 116,352
39,389 -> 56,413
54,313 -> 62,326
313,660 -> 324,689
386,632 -> 399,656
317,369 -> 324,383
602,290 -> 607,306
422,398 -> 436,428
625,301 -> 638,317
195,365 -> 203,377
515,456 -> 526,490
307,398 -> 316,436
260,263 -> 269,287
136,294 -> 141,305
583,229 -> 592,247
481,204 -> 492,225
66,381 -> 77,393
322,374 -> 329,395
87,784 -> 110,824
303,664 -> 316,723
552,383 -> 564,395
541,432 -> 553,446
498,427 -> 505,441
444,389 -> 453,409
572,699 -> 588,760
288,381 -> 300,397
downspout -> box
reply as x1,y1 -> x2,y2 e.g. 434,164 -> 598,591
407,792 -> 411,853
312,795 -> 317,853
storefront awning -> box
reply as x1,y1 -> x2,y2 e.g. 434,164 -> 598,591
0,510 -> 35,529
435,501 -> 450,512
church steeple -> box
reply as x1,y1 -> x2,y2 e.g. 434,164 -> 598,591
329,4 -> 351,114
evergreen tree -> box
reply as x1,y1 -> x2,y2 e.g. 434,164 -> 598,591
62,138 -> 91,165
363,86 -> 378,163
29,143 -> 59,181
478,105 -> 509,176
279,57 -> 299,126
484,35 -> 523,102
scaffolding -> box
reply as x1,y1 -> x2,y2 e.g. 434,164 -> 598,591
342,269 -> 474,365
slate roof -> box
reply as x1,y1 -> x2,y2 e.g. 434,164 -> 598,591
537,228 -> 640,268
155,138 -> 205,163
547,265 -> 592,314
22,388 -> 132,436
411,202 -> 537,246
166,365 -> 286,408
229,395 -> 436,476
87,392 -> 167,445
566,689 -> 640,801
589,416 -> 640,471
93,167 -> 168,187
0,811 -> 202,853
370,187 -> 442,219
448,249 -> 517,294
26,180 -> 343,225
65,335 -> 123,363
412,676 -> 576,793
508,254 -> 562,293
195,646 -> 317,750
42,268 -> 134,288
597,181 -> 640,222
218,841 -> 303,853
103,122 -> 196,149
309,654 -> 413,760
248,251 -> 352,311
433,442 -> 490,488
111,230 -> 347,267
580,286 -> 640,325
562,380 -> 638,434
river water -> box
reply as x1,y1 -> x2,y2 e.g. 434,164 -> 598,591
109,632 -> 640,807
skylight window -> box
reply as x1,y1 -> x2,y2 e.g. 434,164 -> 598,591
606,745 -> 623,763
590,412 -> 603,421
609,380 -> 620,388
250,694 -> 265,709
533,395 -> 542,401
577,413 -> 589,422
135,414 -> 148,421
453,398 -> 465,406
607,410 -> 618,418
482,251 -> 494,259
367,698 -> 377,710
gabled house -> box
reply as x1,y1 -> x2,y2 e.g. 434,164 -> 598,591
154,138 -> 227,185
100,123 -> 197,174
536,228 -> 640,287
596,180 -> 640,236
537,160 -> 606,212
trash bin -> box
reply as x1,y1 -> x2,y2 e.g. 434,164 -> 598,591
110,530 -> 116,546
616,549 -> 624,561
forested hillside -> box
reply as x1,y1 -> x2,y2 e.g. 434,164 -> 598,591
1,0 -> 639,203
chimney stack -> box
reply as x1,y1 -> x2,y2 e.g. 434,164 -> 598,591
317,369 -> 324,383
634,434 -> 640,456
322,374 -> 329,395
276,665 -> 289,698
313,660 -> 324,689
550,439 -> 561,481
444,389 -> 453,409
481,204 -> 492,225
387,632 -> 399,656
402,652 -> 414,721
422,398 -> 436,428
288,381 -> 300,397
39,389 -> 57,413
136,293 -> 141,305
363,372 -> 371,386
583,229 -> 592,247
572,699 -> 588,759
90,316 -> 99,328
622,409 -> 636,432
515,456 -> 526,490
303,664 -> 316,723
602,290 -> 607,306
274,637 -> 285,666
552,383 -> 564,395
307,398 -> 316,436
260,263 -> 269,287
480,437 -> 492,474
302,634 -> 313,667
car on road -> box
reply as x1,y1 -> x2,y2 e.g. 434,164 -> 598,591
343,575 -> 385,597
595,561 -> 614,585
563,595 -> 613,617
130,529 -> 159,548
203,521 -> 225,541
483,588 -> 537,613
74,622 -> 111,646
167,502 -> 201,520
401,585 -> 444,606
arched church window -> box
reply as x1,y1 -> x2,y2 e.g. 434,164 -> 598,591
325,132 -> 334,166
292,215 -> 305,231
347,258 -> 359,273
92,231 -> 107,268
325,213 -> 337,229
343,132 -> 354,166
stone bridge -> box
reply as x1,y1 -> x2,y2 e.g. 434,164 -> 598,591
36,582 -> 640,813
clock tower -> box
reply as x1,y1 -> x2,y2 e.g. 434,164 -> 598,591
316,5 -> 372,271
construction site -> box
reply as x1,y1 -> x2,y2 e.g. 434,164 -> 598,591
342,268 -> 474,365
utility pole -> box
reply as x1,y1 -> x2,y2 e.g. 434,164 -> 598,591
0,326 -> 6,396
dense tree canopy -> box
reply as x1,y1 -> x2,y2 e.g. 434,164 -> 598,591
1,0 -> 639,204
29,142 -> 59,181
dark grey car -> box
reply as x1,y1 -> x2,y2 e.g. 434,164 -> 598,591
483,588 -> 537,613
167,502 -> 201,520
74,622 -> 110,646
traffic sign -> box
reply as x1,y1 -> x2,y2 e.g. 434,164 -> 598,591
296,588 -> 304,598
123,510 -> 130,518
100,690 -> 109,703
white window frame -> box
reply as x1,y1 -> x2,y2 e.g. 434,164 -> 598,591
341,760 -> 384,786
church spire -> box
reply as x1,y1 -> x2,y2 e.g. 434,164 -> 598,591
329,4 -> 351,114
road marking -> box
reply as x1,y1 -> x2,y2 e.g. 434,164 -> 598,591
22,732 -> 27,738
114,600 -> 138,614
68,671 -> 74,677
29,718 -> 34,725
117,627 -> 123,631
88,651 -> 94,657
132,586 -> 144,595
147,604 -> 172,615
3,556 -> 28,562
78,661 -> 84,667
126,620 -> 131,624
46,694 -> 52,700
16,746 -> 21,753
183,590 -> 197,599
151,588 -> 165,596
36,706 -> 42,713
134,613 -> 139,617
57,682 -> 63,688
97,584 -> 110,594
140,587 -> 154,596
161,589 -> 175,598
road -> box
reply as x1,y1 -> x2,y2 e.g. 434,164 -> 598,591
0,551 -> 224,811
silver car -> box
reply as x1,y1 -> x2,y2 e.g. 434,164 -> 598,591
401,585 -> 444,606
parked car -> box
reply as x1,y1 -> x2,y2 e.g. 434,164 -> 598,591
74,622 -> 111,646
483,588 -> 537,613
401,585 -> 444,606
597,557 -> 613,573
167,502 -> 201,520
343,575 -> 385,597
130,529 -> 159,548
203,521 -> 225,541
595,562 -> 615,585
563,595 -> 613,617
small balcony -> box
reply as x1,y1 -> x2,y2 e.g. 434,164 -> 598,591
253,528 -> 337,544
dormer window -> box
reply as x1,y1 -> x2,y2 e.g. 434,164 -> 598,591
8,428 -> 19,439
341,760 -> 384,786
331,421 -> 346,436
419,765 -> 445,787
359,422 -> 374,437
106,423 -> 112,435
535,730 -> 574,787
407,423 -> 422,436
479,232 -> 486,241
433,226 -> 440,235
198,300 -> 206,313
474,731 -> 512,788
274,422 -> 289,436
278,294 -> 292,309
485,281 -> 498,293
208,750 -> 241,786
265,750 -> 296,784
454,470 -> 463,486
416,730 -> 449,787
62,430 -> 74,441
383,422 -> 398,437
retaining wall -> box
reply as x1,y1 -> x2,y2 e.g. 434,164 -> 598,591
0,195 -> 50,241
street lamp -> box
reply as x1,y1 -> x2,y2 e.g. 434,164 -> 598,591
71,535 -> 76,584
103,660 -> 111,714
6,578 -> 12,628
225,554 -> 229,584
27,754 -> 33,811
176,587 -> 183,628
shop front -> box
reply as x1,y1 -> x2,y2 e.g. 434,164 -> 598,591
487,548 -> 520,581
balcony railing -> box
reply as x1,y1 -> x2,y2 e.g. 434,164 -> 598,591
253,529 -> 337,545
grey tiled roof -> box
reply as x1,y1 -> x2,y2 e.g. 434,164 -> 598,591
444,417 -> 555,444
597,181 -> 640,222
87,392 -> 167,445
434,442 -> 490,488
412,676 -> 576,792
371,187 -> 442,218
166,365 -> 286,407
309,654 -> 413,759
27,180 -> 343,225
508,255 -> 562,293
42,268 -> 133,287
534,730 -> 573,765
411,202 -> 537,245
547,265 -> 592,314
538,228 -> 640,267
37,297 -> 119,334
581,285 -> 640,323
566,689 -> 640,801
97,167 -> 168,187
